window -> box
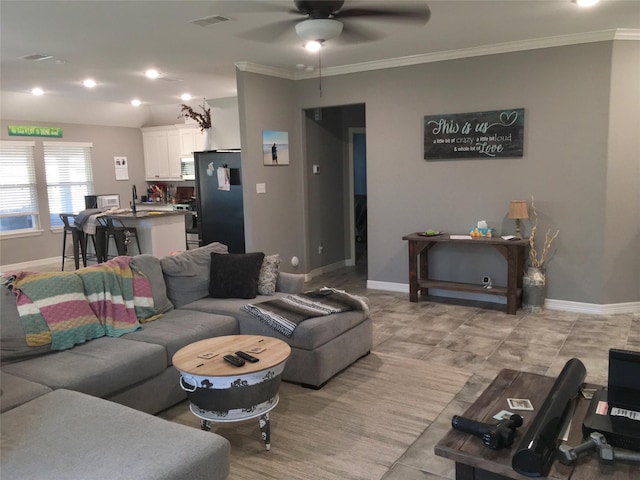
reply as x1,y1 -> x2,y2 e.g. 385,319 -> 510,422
0,140 -> 39,234
43,142 -> 94,228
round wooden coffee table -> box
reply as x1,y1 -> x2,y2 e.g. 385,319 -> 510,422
172,335 -> 291,450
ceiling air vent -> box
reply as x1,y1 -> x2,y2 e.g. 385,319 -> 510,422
21,53 -> 53,61
190,15 -> 231,28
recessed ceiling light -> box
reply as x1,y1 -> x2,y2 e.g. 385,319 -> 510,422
574,0 -> 599,6
32,87 -> 44,96
181,93 -> 192,101
83,78 -> 97,88
145,69 -> 160,79
131,99 -> 142,106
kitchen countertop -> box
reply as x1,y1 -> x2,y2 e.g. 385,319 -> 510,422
106,210 -> 187,219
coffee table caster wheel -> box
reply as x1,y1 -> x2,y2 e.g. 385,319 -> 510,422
201,420 -> 211,431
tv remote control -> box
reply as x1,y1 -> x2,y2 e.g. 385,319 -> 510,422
223,354 -> 245,367
235,351 -> 259,363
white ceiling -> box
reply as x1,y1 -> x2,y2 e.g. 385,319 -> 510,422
1,0 -> 639,107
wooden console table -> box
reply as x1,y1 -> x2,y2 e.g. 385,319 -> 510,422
435,369 -> 636,480
402,233 -> 528,315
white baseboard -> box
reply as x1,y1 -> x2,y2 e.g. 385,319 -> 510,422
1,256 -> 60,274
544,299 -> 640,315
366,280 -> 639,315
307,260 -> 349,282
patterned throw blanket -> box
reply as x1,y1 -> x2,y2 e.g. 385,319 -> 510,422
242,287 -> 369,338
4,257 -> 158,351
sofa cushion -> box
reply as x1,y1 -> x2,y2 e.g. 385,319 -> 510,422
0,285 -> 51,364
0,389 -> 230,480
122,310 -> 239,364
0,372 -> 52,413
131,254 -> 173,314
161,242 -> 229,308
258,254 -> 281,296
1,337 -> 166,398
209,252 -> 265,299
180,295 -> 370,351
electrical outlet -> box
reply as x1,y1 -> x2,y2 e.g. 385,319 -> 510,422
318,245 -> 323,254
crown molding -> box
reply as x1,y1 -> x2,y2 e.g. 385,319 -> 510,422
239,29 -> 639,82
235,62 -> 294,80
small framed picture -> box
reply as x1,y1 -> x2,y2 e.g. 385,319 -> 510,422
262,130 -> 289,165
507,398 -> 534,411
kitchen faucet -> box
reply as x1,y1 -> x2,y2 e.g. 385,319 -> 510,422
131,185 -> 137,214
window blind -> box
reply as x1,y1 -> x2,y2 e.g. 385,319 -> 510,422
0,140 -> 39,234
43,142 -> 94,228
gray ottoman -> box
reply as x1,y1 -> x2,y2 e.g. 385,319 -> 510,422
0,389 -> 230,480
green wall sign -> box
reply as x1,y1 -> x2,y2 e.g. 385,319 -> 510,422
8,125 -> 63,138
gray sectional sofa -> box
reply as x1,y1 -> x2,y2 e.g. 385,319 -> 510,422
0,242 -> 373,480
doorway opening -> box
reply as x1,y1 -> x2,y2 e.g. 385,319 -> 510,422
349,128 -> 367,268
303,104 -> 366,275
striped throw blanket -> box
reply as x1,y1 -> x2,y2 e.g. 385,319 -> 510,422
242,287 -> 369,338
5,256 -> 158,351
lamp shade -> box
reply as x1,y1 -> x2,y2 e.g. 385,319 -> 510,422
508,200 -> 529,219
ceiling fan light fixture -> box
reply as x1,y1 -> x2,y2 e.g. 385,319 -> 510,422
295,19 -> 343,42
304,40 -> 323,52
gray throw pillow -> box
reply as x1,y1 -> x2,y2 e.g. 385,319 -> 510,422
209,252 -> 265,299
1,284 -> 50,364
161,242 -> 229,308
131,255 -> 173,314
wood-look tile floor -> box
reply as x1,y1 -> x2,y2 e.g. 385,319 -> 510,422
305,262 -> 639,479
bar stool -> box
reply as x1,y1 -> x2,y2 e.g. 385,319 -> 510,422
82,229 -> 103,264
97,217 -> 142,258
59,214 -> 84,271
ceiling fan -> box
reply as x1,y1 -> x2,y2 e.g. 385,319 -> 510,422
241,0 -> 431,46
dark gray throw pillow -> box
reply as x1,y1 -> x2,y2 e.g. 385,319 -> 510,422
209,252 -> 265,299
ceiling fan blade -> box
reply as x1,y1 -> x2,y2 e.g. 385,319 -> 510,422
237,18 -> 300,43
333,21 -> 384,45
335,2 -> 431,24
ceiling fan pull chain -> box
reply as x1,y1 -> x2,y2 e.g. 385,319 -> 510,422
318,48 -> 323,98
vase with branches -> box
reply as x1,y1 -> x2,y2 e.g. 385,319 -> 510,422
523,196 -> 560,312
527,196 -> 560,269
178,99 -> 213,150
178,99 -> 211,131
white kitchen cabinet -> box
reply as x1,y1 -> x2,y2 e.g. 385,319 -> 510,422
177,125 -> 205,155
142,126 -> 182,181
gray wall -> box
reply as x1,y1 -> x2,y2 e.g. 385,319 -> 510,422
0,120 -> 145,265
236,69 -> 306,274
239,40 -> 638,305
602,41 -> 640,304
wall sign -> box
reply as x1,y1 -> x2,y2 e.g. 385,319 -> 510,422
423,108 -> 524,160
8,125 -> 63,138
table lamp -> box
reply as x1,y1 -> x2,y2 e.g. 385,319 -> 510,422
508,200 -> 529,239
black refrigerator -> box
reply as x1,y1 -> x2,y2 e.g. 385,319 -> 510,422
194,150 -> 245,253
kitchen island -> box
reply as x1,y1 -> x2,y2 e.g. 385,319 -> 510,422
105,210 -> 187,258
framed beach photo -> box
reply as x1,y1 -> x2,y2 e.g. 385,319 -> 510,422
262,130 -> 289,165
